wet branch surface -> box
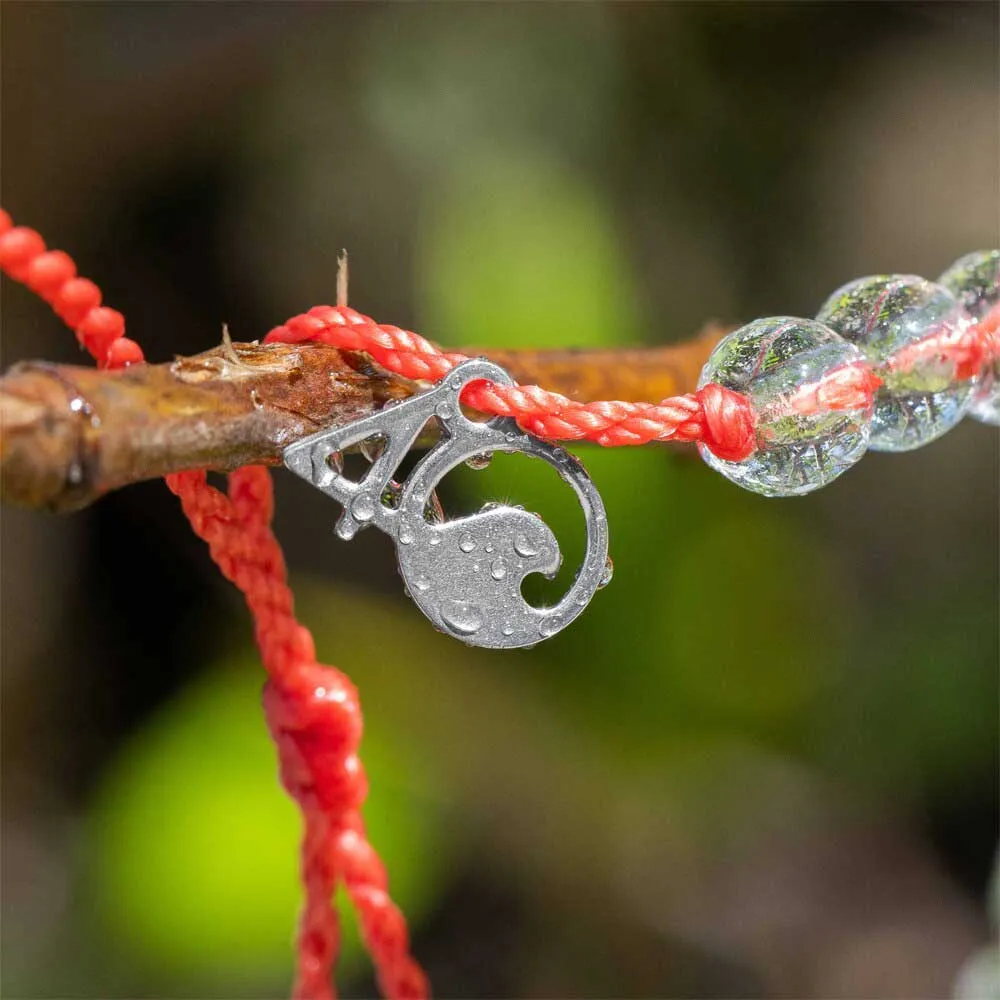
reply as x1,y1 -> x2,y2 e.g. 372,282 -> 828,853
0,327 -> 725,512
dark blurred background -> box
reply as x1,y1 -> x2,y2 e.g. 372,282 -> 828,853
2,3 -> 998,997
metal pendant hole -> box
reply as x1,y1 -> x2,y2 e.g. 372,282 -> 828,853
336,433 -> 387,484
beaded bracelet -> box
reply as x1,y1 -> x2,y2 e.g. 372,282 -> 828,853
697,254 -> 999,496
264,252 -> 999,500
0,205 -> 997,1000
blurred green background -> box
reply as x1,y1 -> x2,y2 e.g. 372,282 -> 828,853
1,3 -> 997,997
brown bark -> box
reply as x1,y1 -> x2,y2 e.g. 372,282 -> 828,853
0,326 -> 725,513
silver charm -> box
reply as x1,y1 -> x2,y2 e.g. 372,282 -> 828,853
282,359 -> 610,649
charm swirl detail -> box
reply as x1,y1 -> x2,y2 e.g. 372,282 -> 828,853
283,359 -> 612,648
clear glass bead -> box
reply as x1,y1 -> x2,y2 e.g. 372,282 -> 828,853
816,274 -> 975,451
938,250 -> 1000,426
697,317 -> 873,497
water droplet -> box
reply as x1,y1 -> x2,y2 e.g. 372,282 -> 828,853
539,615 -> 562,638
514,534 -> 540,558
439,600 -> 483,636
465,452 -> 492,471
351,494 -> 376,522
436,402 -> 454,420
598,556 -> 614,589
413,574 -> 430,592
429,533 -> 442,546
481,501 -> 503,513
505,432 -> 517,443
484,542 -> 494,553
490,558 -> 507,581
501,624 -> 515,637
398,525 -> 414,545
459,533 -> 476,553
360,437 -> 384,463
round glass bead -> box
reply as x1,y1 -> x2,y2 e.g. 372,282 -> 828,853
937,249 -> 1000,426
697,317 -> 873,497
815,274 -> 974,451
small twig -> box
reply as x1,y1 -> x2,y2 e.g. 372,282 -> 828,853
336,251 -> 349,309
0,326 -> 727,512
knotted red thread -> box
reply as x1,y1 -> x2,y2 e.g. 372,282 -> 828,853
170,466 -> 425,1000
0,210 -> 426,1000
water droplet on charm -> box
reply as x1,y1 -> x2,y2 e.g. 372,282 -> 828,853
436,402 -> 454,420
501,624 -> 515,637
484,542 -> 494,553
505,432 -> 517,443
465,452 -> 492,471
514,534 -> 539,558
351,494 -> 376,522
459,533 -> 476,553
539,615 -> 562,638
481,501 -> 503,513
490,558 -> 507,581
398,525 -> 414,545
598,556 -> 614,589
429,533 -> 442,546
413,574 -> 430,592
439,600 -> 483,636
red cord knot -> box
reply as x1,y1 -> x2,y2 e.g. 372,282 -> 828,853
263,663 -> 368,814
695,382 -> 756,462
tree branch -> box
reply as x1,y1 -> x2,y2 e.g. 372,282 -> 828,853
0,326 -> 726,512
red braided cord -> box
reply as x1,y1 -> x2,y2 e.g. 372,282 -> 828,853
0,211 -> 427,1000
